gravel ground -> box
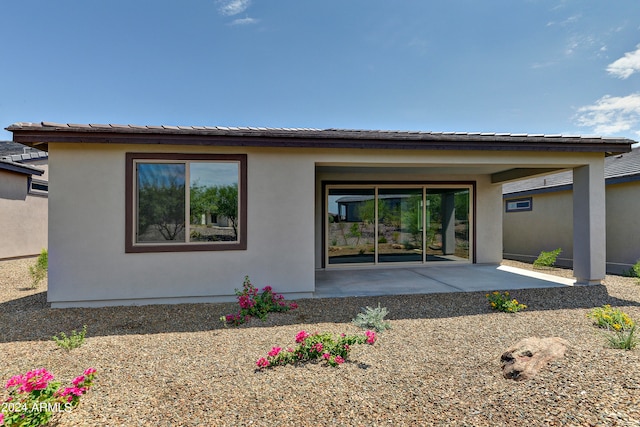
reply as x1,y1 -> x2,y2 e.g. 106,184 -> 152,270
1,258 -> 640,426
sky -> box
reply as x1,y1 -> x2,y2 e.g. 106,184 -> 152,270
1,0 -> 639,142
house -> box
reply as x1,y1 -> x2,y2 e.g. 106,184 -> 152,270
7,122 -> 635,308
503,146 -> 640,275
0,141 -> 48,259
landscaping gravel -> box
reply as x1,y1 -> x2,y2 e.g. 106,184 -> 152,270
1,257 -> 639,426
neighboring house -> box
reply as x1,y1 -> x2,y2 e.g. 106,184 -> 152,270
503,147 -> 640,275
0,141 -> 49,259
7,122 -> 635,307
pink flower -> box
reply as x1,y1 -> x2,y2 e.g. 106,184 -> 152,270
256,357 -> 270,368
84,368 -> 97,376
289,302 -> 298,310
268,347 -> 282,357
311,342 -> 323,353
72,375 -> 85,387
295,330 -> 310,343
334,356 -> 345,364
287,347 -> 294,353
365,330 -> 377,345
0,412 -> 4,425
262,286 -> 272,292
344,344 -> 350,351
322,353 -> 331,360
14,369 -> 54,393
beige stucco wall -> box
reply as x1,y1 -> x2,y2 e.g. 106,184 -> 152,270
0,170 -> 48,259
47,143 -> 603,307
503,190 -> 574,267
503,179 -> 640,274
48,144 -> 316,307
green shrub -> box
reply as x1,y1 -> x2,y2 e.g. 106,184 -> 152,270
604,325 -> 638,350
622,260 -> 640,278
486,291 -> 527,313
28,249 -> 48,289
352,303 -> 392,332
533,248 -> 562,268
52,325 -> 87,351
587,305 -> 635,331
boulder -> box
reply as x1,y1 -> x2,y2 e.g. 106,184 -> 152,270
501,337 -> 569,381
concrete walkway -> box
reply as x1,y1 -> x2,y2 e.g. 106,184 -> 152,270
315,264 -> 576,298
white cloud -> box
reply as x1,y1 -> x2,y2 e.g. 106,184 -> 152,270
231,17 -> 258,25
216,0 -> 250,16
606,44 -> 640,79
575,93 -> 640,135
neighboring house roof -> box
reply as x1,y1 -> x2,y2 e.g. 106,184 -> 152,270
503,146 -> 640,197
0,158 -> 44,176
0,140 -> 48,163
6,121 -> 635,154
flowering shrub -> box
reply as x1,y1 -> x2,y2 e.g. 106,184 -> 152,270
0,368 -> 96,426
486,291 -> 527,313
587,305 -> 635,331
221,276 -> 298,326
256,330 -> 377,369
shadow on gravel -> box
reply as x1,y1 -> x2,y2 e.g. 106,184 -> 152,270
0,285 -> 638,343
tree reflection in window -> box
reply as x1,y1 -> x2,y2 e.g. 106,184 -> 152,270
137,163 -> 186,242
189,162 -> 239,242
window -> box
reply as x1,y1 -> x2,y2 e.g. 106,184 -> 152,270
505,197 -> 532,212
126,153 -> 247,253
28,178 -> 48,195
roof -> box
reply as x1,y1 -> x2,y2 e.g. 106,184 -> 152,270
503,146 -> 640,196
0,141 -> 48,162
6,121 -> 635,154
0,158 -> 44,176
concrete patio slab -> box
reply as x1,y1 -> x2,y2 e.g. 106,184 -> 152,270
314,264 -> 575,298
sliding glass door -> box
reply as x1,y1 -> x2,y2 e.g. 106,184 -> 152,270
326,185 -> 471,266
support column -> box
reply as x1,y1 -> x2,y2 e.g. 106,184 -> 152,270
442,192 -> 456,255
573,162 -> 606,285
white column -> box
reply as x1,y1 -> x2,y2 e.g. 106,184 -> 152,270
573,162 -> 606,285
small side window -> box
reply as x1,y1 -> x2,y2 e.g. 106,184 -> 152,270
505,197 -> 532,212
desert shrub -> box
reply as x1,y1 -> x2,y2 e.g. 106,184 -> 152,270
622,260 -> 640,279
604,325 -> 638,350
352,303 -> 392,332
533,248 -> 562,268
221,276 -> 298,326
28,249 -> 48,289
52,325 -> 87,351
587,305 -> 635,331
486,291 -> 527,313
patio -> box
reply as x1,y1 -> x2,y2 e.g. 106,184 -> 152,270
314,264 -> 576,298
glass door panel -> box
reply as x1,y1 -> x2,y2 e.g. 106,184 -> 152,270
425,188 -> 470,261
327,188 -> 375,264
378,188 -> 424,263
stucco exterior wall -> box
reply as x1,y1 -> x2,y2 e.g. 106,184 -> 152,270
48,144 -> 315,307
503,190 -> 574,267
504,180 -> 640,274
0,170 -> 48,259
606,181 -> 640,272
47,143 -> 603,307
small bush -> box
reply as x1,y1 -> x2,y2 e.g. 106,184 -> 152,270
533,248 -> 562,268
52,325 -> 87,351
221,276 -> 298,326
28,249 -> 48,289
352,303 -> 392,332
486,291 -> 527,313
587,305 -> 635,331
604,325 -> 638,350
622,260 -> 640,279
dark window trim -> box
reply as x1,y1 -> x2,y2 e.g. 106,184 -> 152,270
505,197 -> 532,212
125,152 -> 247,253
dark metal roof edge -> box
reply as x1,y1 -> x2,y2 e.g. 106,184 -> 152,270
0,159 -> 44,176
503,174 -> 640,197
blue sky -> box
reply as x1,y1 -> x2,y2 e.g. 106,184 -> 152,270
1,1 -> 639,142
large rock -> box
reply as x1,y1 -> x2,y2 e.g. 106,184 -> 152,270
501,337 -> 569,381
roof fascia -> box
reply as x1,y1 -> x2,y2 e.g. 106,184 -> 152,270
10,129 -> 634,155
